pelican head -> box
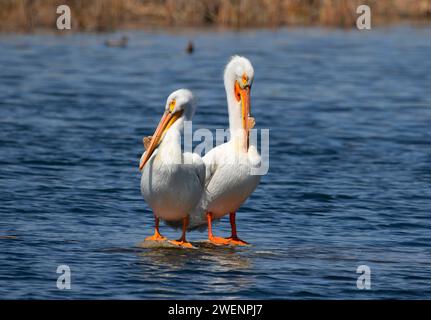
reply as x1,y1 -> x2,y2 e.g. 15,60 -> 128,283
139,89 -> 195,171
224,56 -> 254,150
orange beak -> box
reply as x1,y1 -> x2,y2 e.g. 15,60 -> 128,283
139,110 -> 182,171
236,83 -> 251,152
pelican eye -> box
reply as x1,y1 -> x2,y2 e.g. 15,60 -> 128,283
169,99 -> 176,112
242,73 -> 249,86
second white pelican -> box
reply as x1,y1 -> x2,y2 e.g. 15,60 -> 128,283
139,89 -> 205,248
189,56 -> 262,245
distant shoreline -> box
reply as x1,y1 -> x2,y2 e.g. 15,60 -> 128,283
1,0 -> 430,33
1,22 -> 431,37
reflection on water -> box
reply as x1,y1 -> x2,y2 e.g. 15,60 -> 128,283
138,247 -> 252,271
134,247 -> 254,298
1,26 -> 431,299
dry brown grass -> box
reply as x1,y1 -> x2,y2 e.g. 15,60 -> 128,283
0,0 -> 430,32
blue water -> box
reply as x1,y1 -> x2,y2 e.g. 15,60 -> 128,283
1,26 -> 431,299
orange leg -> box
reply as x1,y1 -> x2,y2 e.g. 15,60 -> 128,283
227,212 -> 249,246
145,215 -> 167,241
207,212 -> 230,245
169,216 -> 193,248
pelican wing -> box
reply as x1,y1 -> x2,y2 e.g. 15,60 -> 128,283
191,152 -> 206,188
201,144 -> 222,188
182,152 -> 206,188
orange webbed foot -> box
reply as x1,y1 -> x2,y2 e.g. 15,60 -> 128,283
145,232 -> 167,242
169,240 -> 194,248
209,236 -> 231,246
227,237 -> 250,246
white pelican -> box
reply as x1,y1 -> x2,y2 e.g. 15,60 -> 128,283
189,56 -> 262,245
139,89 -> 205,248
